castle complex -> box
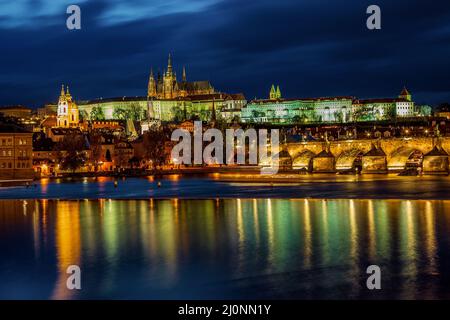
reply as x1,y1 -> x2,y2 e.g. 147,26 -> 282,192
147,54 -> 215,99
45,54 -> 431,127
241,86 -> 420,124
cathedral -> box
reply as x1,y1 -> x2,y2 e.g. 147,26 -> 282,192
147,54 -> 215,99
57,85 -> 79,128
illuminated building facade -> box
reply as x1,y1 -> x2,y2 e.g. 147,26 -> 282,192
78,94 -> 246,123
76,54 -> 245,123
56,85 -> 79,128
0,124 -> 33,180
147,54 -> 215,99
242,87 -> 417,124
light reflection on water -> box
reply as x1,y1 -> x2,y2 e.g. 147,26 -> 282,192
0,199 -> 450,299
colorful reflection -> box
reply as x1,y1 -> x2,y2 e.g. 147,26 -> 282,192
1,199 -> 450,299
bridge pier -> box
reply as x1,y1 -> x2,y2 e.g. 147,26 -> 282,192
423,146 -> 449,175
313,150 -> 336,173
362,145 -> 387,174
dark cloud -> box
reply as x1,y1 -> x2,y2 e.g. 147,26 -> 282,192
1,0 -> 450,107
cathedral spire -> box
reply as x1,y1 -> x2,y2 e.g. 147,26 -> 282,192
60,84 -> 65,97
167,53 -> 173,75
148,68 -> 157,98
182,66 -> 187,82
269,85 -> 276,99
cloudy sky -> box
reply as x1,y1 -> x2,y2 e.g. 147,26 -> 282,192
1,0 -> 450,107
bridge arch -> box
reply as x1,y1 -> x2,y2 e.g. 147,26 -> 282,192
336,149 -> 364,171
388,147 -> 424,171
292,150 -> 316,171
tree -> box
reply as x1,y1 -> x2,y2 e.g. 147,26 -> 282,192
90,106 -> 105,120
200,109 -> 210,121
113,106 -> 128,120
292,115 -> 301,124
419,105 -> 432,117
79,110 -> 88,121
129,103 -> 143,121
171,106 -> 185,123
56,133 -> 87,173
142,128 -> 168,167
386,105 -> 397,120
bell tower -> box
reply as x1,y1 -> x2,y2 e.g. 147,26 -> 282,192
56,84 -> 79,128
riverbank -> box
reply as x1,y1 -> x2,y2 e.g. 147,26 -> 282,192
0,179 -> 33,188
1,174 -> 450,200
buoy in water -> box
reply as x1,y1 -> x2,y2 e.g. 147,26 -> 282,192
157,181 -> 162,188
114,180 -> 118,188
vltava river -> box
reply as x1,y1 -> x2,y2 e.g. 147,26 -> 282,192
1,199 -> 449,299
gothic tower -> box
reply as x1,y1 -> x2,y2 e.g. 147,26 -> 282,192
163,53 -> 177,99
399,87 -> 412,101
147,68 -> 157,98
276,85 -> 282,99
269,85 -> 276,100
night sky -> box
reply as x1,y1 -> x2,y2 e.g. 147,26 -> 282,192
1,0 -> 450,107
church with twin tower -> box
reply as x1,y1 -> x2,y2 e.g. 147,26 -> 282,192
57,85 -> 79,128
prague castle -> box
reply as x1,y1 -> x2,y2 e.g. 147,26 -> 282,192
240,86 -> 428,124
77,54 -> 245,123
55,54 -> 431,126
147,54 -> 215,99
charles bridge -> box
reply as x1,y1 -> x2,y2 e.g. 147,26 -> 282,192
286,136 -> 450,174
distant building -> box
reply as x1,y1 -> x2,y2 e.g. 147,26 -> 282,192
37,104 -> 57,120
0,105 -> 32,119
436,104 -> 450,119
242,87 -> 416,124
0,123 -> 33,181
48,127 -> 83,143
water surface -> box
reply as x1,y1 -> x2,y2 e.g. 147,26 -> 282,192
1,175 -> 450,199
1,199 -> 449,299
